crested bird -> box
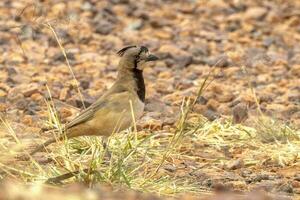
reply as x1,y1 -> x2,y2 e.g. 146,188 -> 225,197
29,45 -> 158,156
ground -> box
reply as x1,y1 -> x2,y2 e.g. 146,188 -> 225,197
0,0 -> 299,199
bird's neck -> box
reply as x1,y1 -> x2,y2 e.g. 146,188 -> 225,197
117,67 -> 145,102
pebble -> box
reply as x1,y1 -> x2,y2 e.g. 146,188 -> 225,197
196,96 -> 208,105
218,104 -> 231,115
227,158 -> 244,170
203,109 -> 219,121
232,103 -> 248,124
95,21 -> 115,35
0,89 -> 6,97
244,7 -> 267,20
0,102 -> 7,112
22,84 -> 40,97
217,93 -> 234,103
59,107 -> 73,119
207,99 -> 220,111
21,115 -> 34,126
7,87 -> 24,102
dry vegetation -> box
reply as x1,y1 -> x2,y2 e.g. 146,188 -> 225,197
0,0 -> 300,199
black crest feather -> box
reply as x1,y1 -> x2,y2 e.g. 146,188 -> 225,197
140,46 -> 148,54
117,45 -> 137,56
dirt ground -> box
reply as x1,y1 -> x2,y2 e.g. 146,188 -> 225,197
0,0 -> 300,199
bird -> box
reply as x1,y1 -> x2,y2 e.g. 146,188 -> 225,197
29,45 -> 158,156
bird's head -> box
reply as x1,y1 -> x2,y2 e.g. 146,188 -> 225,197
117,45 -> 158,71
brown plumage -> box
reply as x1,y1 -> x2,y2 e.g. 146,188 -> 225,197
29,45 -> 158,156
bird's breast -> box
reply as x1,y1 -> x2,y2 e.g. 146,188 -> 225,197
86,96 -> 144,136
133,98 -> 145,120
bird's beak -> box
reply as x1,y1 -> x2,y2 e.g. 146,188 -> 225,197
145,54 -> 159,62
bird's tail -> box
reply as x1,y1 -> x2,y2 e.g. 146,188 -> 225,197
29,134 -> 65,156
29,125 -> 89,157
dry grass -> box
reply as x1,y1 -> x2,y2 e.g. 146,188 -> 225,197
0,80 -> 299,197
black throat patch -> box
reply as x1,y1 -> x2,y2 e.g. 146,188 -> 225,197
132,67 -> 145,102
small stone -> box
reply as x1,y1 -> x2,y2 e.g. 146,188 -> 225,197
253,180 -> 275,192
287,92 -> 300,102
227,51 -> 243,63
213,183 -> 229,192
20,25 -> 35,40
149,18 -> 170,28
145,98 -> 168,113
194,104 -> 206,114
22,115 -> 33,126
218,104 -> 231,115
292,181 -> 300,188
227,158 -> 244,170
277,183 -> 293,194
6,67 -> 18,76
81,1 -> 93,11
283,105 -> 299,117
197,96 -> 208,105
217,93 -> 234,103
0,89 -> 6,97
52,51 -> 75,63
174,55 -> 193,68
0,83 -> 11,92
80,80 -> 90,90
164,164 -> 176,172
158,71 -> 172,79
162,117 -> 176,126
59,88 -> 71,101
290,65 -> 300,76
154,30 -> 173,40
22,83 -> 39,97
210,83 -> 224,94
7,87 -> 24,102
203,109 -> 219,121
263,37 -> 274,47
0,103 -> 7,112
59,107 -> 73,119
176,80 -> 193,90
190,45 -> 209,57
178,4 -> 196,14
139,118 -> 163,131
159,44 -> 189,58
30,93 -> 44,102
15,99 -> 29,110
207,55 -> 230,67
266,103 -> 285,113
245,7 -> 267,20
295,189 -> 300,194
125,20 -> 143,31
26,101 -> 40,115
253,174 -> 270,182
227,181 -> 248,192
294,174 -> 300,182
95,21 -> 115,35
232,103 -> 248,124
207,99 -> 220,111
259,92 -> 274,103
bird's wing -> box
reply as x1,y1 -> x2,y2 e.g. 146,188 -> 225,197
65,90 -> 131,129
65,99 -> 106,129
